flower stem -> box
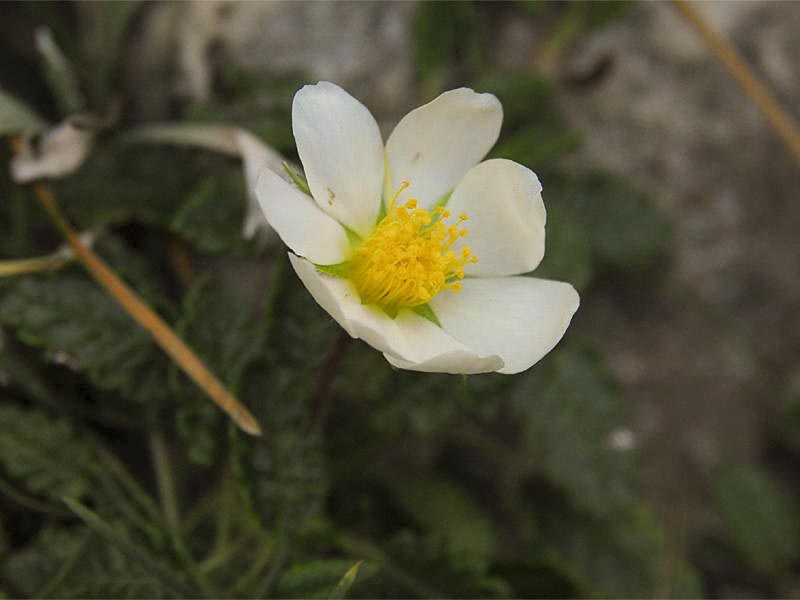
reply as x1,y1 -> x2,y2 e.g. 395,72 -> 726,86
672,0 -> 800,166
29,182 -> 262,436
311,330 -> 351,422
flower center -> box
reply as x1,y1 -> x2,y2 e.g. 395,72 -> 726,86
349,181 -> 478,316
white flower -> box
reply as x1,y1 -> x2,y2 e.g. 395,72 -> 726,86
255,82 -> 579,375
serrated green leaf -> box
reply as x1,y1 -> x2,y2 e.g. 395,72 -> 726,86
0,404 -> 96,502
0,338 -> 54,405
234,266 -> 332,532
712,463 -> 800,574
64,498 -> 196,597
54,143 -> 228,231
170,170 -> 247,254
0,273 -> 167,405
173,276 -> 264,465
511,345 -> 637,517
546,171 -> 673,272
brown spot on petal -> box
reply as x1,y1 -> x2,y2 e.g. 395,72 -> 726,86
327,188 -> 336,204
412,151 -> 422,163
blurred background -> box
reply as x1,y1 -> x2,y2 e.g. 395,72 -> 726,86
1,1 -> 800,598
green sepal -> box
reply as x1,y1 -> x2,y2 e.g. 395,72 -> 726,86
413,303 -> 441,326
343,227 -> 363,248
435,190 -> 453,209
283,161 -> 311,196
315,262 -> 350,278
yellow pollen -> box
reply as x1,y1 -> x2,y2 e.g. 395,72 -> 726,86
348,192 -> 478,316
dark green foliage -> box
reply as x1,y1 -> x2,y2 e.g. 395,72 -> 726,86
234,265 -> 333,534
0,273 -> 167,405
712,463 -> 800,575
64,498 -> 195,597
173,275 -> 264,465
79,1 -> 143,110
184,69 -> 305,155
546,171 -> 673,272
512,345 -> 638,518
170,172 -> 247,255
539,504 -> 702,598
383,475 -> 496,566
413,2 -> 484,94
277,559 -> 370,599
55,144 -> 245,239
533,204 -> 593,291
483,73 -> 583,168
0,405 -> 96,502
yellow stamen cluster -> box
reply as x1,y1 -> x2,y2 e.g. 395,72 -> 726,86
349,182 -> 478,316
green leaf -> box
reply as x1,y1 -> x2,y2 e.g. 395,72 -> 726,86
0,88 -> 46,135
80,1 -> 143,109
55,143 -> 229,231
173,276 -> 264,465
0,273 -> 167,405
277,560 -> 369,599
381,531 -> 510,598
545,171 -> 673,272
539,503 -> 702,598
283,161 -> 311,196
234,266 -> 333,532
170,170 -> 247,254
712,462 -> 800,574
532,204 -> 593,291
64,498 -> 196,597
35,27 -> 84,116
0,337 -> 54,405
183,68 -> 303,154
582,1 -> 633,28
2,527 -> 88,597
385,476 -> 496,566
482,74 -> 582,168
328,561 -> 364,600
511,344 -> 638,517
0,404 -> 97,502
770,392 -> 800,456
413,2 -> 484,94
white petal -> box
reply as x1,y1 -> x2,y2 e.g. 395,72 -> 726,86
292,81 -> 385,237
383,348 -> 503,375
385,88 -> 502,209
234,129 -> 284,239
289,254 -> 503,374
430,276 -> 579,375
11,121 -> 92,183
447,159 -> 545,276
256,168 -> 351,265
